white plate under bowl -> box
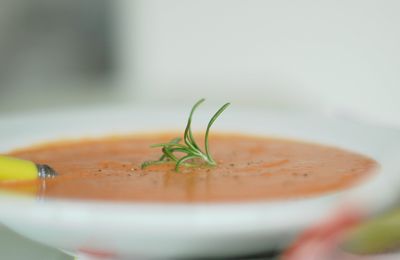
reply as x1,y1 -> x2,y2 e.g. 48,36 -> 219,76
0,105 -> 400,260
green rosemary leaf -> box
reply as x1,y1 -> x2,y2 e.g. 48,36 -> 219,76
162,147 -> 179,162
141,99 -> 230,172
141,160 -> 165,169
175,155 -> 199,171
204,102 -> 231,163
150,137 -> 182,148
184,99 -> 204,150
150,143 -> 187,149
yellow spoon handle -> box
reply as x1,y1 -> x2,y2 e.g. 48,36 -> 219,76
0,155 -> 39,181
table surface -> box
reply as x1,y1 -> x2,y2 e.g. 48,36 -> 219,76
0,224 -> 282,260
0,225 -> 70,260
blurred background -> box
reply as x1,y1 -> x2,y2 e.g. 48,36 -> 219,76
0,0 -> 400,259
0,0 -> 399,125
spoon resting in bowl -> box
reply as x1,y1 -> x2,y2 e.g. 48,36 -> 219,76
0,155 -> 57,182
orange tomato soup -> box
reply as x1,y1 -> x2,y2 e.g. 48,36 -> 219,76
8,133 -> 378,202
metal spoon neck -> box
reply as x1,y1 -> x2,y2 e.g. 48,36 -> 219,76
37,164 -> 58,179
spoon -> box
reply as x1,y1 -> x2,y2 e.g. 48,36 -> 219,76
0,155 -> 57,182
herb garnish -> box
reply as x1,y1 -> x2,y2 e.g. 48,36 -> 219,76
141,99 -> 230,172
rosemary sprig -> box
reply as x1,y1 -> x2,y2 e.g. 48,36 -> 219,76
141,99 -> 231,171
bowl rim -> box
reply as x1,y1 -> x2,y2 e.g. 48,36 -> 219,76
0,105 -> 400,223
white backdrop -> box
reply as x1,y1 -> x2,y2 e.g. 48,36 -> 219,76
117,0 -> 400,126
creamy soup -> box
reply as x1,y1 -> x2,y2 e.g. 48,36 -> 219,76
6,133 -> 377,203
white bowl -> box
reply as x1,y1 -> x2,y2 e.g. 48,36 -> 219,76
0,105 -> 400,259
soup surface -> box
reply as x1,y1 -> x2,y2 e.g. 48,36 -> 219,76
8,133 -> 377,203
